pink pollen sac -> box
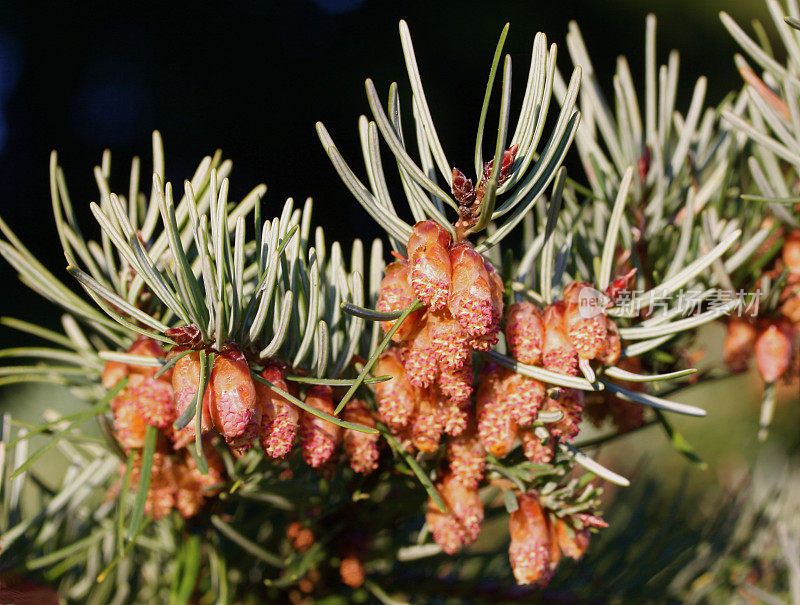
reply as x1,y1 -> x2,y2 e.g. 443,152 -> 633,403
407,221 -> 453,311
476,366 -> 518,458
132,377 -> 175,429
428,313 -> 470,370
437,359 -> 473,405
505,302 -> 544,365
520,429 -> 555,464
208,345 -> 257,440
343,400 -> 380,475
447,432 -> 486,489
402,325 -> 438,388
300,385 -> 341,468
448,243 -> 494,337
375,350 -> 416,429
255,362 -> 300,459
426,474 -> 484,554
509,494 -> 558,586
411,394 -> 445,453
504,373 -> 546,426
542,302 -> 579,376
377,261 -> 423,341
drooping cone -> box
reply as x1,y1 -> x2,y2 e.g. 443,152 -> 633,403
505,302 -> 544,365
476,364 -> 518,458
563,281 -> 607,360
426,473 -> 484,554
723,318 -> 757,374
207,344 -> 257,440
377,260 -> 424,341
448,242 -> 494,337
406,220 -> 453,311
342,399 -> 380,475
300,385 -> 342,468
508,493 -> 560,586
755,321 -> 794,383
542,302 -> 579,376
171,349 -> 213,446
255,361 -> 300,458
374,349 -> 416,430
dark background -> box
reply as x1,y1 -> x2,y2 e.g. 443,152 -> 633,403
0,0 -> 770,338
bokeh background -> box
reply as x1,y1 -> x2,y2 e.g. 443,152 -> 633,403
1,0 -> 798,598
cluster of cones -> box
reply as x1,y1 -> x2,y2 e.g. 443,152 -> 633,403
102,336 -> 382,518
724,230 -> 800,384
374,221 -> 618,580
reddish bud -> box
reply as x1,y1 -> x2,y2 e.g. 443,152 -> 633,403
300,385 -> 341,468
604,268 -> 637,305
451,167 -> 476,205
476,144 -> 519,200
505,302 -> 545,365
638,146 -> 651,182
164,325 -> 203,348
406,220 -> 453,311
